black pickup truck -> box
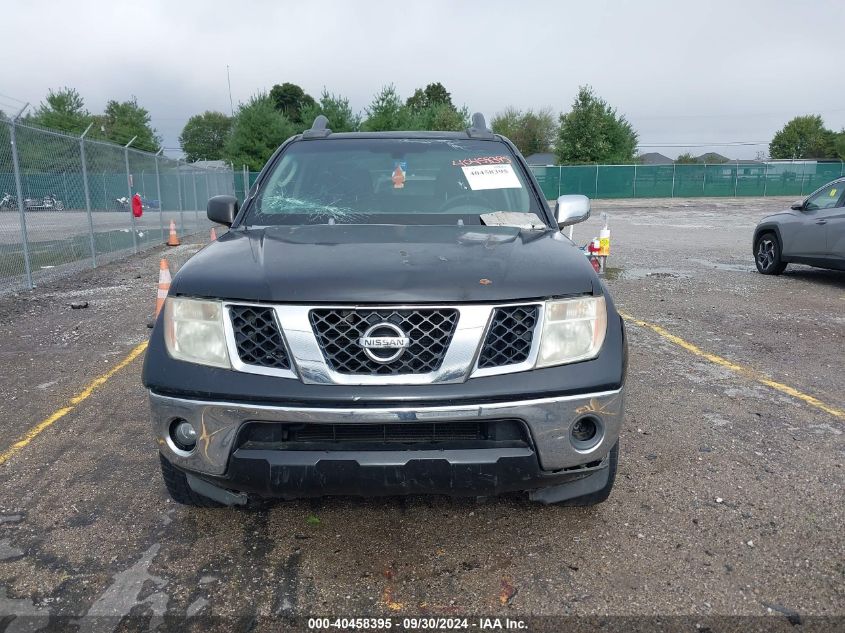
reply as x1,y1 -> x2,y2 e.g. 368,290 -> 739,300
142,114 -> 627,507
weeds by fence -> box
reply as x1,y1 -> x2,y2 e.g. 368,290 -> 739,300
0,116 -> 235,293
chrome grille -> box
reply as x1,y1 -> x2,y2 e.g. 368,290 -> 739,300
229,305 -> 290,370
309,308 -> 459,375
478,305 -> 538,369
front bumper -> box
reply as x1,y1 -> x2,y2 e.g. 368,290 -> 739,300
150,388 -> 624,482
195,445 -> 616,504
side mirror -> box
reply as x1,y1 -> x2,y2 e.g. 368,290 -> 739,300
790,200 -> 805,211
207,195 -> 239,227
555,195 -> 591,228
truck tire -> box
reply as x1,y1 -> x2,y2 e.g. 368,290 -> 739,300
559,441 -> 619,506
159,453 -> 224,508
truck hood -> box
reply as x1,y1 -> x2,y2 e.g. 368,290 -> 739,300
170,224 -> 599,303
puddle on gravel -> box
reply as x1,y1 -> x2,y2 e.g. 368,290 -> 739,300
0,539 -> 24,560
77,543 -> 168,633
0,586 -> 49,629
687,258 -> 755,273
602,267 -> 689,281
0,514 -> 23,524
602,260 -> 752,281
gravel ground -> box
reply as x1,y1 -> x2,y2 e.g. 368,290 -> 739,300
0,197 -> 842,631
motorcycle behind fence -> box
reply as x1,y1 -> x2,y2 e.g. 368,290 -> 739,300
0,193 -> 17,209
23,194 -> 65,211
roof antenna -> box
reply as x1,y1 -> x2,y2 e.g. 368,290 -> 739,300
467,112 -> 494,139
303,114 -> 332,139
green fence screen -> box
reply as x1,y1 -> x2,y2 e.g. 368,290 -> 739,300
234,171 -> 261,204
235,161 -> 844,202
529,161 -> 845,200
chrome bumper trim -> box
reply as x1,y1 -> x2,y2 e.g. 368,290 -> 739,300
150,388 -> 624,476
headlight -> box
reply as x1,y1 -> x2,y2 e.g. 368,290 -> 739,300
536,296 -> 607,368
164,297 -> 230,368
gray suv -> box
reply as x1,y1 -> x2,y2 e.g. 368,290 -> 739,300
754,177 -> 845,274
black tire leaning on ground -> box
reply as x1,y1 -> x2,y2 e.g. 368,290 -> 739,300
754,231 -> 787,275
159,453 -> 224,507
556,441 -> 619,506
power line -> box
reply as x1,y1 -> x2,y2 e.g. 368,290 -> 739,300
0,92 -> 26,104
629,107 -> 845,121
0,99 -> 23,111
637,141 -> 768,148
227,65 -> 234,117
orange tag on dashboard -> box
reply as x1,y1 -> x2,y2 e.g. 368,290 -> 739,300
392,162 -> 406,189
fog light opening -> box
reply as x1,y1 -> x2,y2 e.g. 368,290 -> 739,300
169,419 -> 197,453
570,416 -> 602,451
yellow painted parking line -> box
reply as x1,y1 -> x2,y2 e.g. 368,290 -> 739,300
618,311 -> 845,420
0,341 -> 148,466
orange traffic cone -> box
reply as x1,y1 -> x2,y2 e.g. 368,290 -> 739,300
210,227 -> 218,241
154,259 -> 172,318
166,220 -> 180,246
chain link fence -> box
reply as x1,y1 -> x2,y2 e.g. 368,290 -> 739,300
0,118 -> 235,293
530,161 -> 845,200
233,160 -> 845,205
233,166 -> 259,205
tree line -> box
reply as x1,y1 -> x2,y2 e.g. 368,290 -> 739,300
9,84 -> 845,169
178,82 -> 642,170
675,117 -> 845,163
8,87 -> 162,152
181,82 -> 845,167
187,82 -> 475,171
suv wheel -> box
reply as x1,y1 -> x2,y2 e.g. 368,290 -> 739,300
158,453 -> 224,507
755,232 -> 787,275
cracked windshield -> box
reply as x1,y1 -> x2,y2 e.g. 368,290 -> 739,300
247,138 -> 540,225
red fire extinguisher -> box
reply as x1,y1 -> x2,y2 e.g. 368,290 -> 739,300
131,193 -> 143,218
586,238 -> 601,272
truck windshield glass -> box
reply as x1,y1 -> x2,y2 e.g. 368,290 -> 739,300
243,138 -> 542,226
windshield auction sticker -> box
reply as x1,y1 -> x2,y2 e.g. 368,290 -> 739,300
452,155 -> 511,167
461,164 -> 522,190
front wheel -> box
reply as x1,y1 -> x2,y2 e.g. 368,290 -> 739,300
559,441 -> 618,506
158,453 -> 224,507
754,232 -> 787,275
531,441 -> 619,506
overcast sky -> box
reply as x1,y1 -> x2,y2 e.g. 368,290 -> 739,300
3,0 -> 844,160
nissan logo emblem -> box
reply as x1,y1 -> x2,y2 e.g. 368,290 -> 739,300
358,323 -> 410,364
